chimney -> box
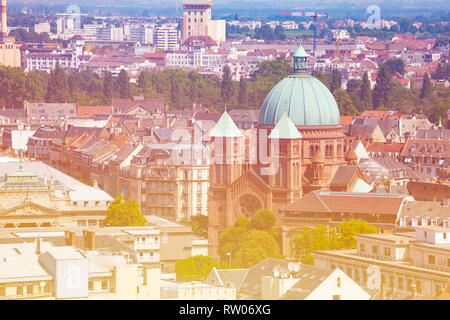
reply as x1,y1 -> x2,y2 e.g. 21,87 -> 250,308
1,0 -> 7,38
35,237 -> 41,255
65,231 -> 76,246
83,230 -> 95,251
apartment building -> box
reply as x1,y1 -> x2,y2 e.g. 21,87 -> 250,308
313,227 -> 450,298
129,137 -> 210,220
154,26 -> 179,51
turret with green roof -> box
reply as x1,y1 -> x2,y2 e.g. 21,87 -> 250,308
209,110 -> 243,138
268,114 -> 302,139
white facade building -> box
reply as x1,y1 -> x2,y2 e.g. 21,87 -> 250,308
154,26 -> 179,51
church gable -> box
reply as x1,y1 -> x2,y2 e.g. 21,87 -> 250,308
229,170 -> 272,217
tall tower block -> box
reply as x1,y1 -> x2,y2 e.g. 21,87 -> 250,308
182,0 -> 212,41
1,0 -> 7,37
0,0 -> 21,68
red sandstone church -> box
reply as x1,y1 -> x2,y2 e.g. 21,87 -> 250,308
207,43 -> 369,256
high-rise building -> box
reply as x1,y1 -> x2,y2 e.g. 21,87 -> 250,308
182,0 -> 212,41
0,0 -> 21,68
34,22 -> 51,34
182,0 -> 226,44
154,26 -> 179,51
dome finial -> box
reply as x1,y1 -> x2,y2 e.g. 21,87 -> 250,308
293,40 -> 308,73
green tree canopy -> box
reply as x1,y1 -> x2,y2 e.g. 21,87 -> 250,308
221,65 -> 233,103
373,64 -> 394,109
175,255 -> 222,281
330,69 -> 342,92
218,210 -> 282,268
333,88 -> 359,116
116,69 -> 131,99
293,219 -> 378,264
103,194 -> 146,227
420,73 -> 433,99
46,63 -> 70,103
385,58 -> 405,76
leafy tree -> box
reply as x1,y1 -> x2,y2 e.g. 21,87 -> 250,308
238,77 -> 247,105
116,69 -> 131,99
218,217 -> 248,261
233,230 -> 282,268
420,73 -> 433,99
359,72 -> 372,111
293,226 -> 315,264
312,69 -> 332,90
293,219 -> 378,264
190,214 -> 208,238
333,88 -> 358,116
274,25 -> 286,40
218,211 -> 282,268
373,64 -> 393,109
103,71 -> 113,104
103,194 -> 146,227
385,58 -> 405,76
346,79 -> 361,94
338,219 -> 379,248
221,65 -> 233,103
0,66 -> 27,108
247,209 -> 276,233
330,69 -> 342,92
175,255 -> 221,281
46,63 -> 70,103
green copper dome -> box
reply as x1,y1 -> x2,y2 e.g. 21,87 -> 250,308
259,42 -> 340,127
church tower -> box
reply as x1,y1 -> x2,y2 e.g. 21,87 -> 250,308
207,111 -> 245,256
266,114 -> 303,203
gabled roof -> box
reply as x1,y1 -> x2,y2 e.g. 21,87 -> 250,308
280,265 -> 334,300
239,258 -> 290,298
281,190 -> 408,216
268,114 -> 302,139
207,267 -> 249,289
330,165 -> 360,187
208,111 -> 243,138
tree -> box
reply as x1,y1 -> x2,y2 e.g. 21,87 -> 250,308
116,69 -> 131,99
385,58 -> 405,76
188,71 -> 199,103
238,77 -> 247,105
293,227 -> 315,264
190,214 -> 208,238
218,210 -> 282,268
274,25 -> 286,40
333,88 -> 358,116
359,72 -> 372,111
175,255 -> 221,281
293,220 -> 378,264
420,73 -> 432,99
103,194 -> 146,227
330,69 -> 342,92
233,230 -> 282,268
373,64 -> 393,109
46,63 -> 70,103
338,219 -> 378,248
221,65 -> 233,103
346,79 -> 361,94
103,71 -> 113,104
247,209 -> 276,233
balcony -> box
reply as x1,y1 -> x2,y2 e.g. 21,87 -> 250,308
133,242 -> 160,250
